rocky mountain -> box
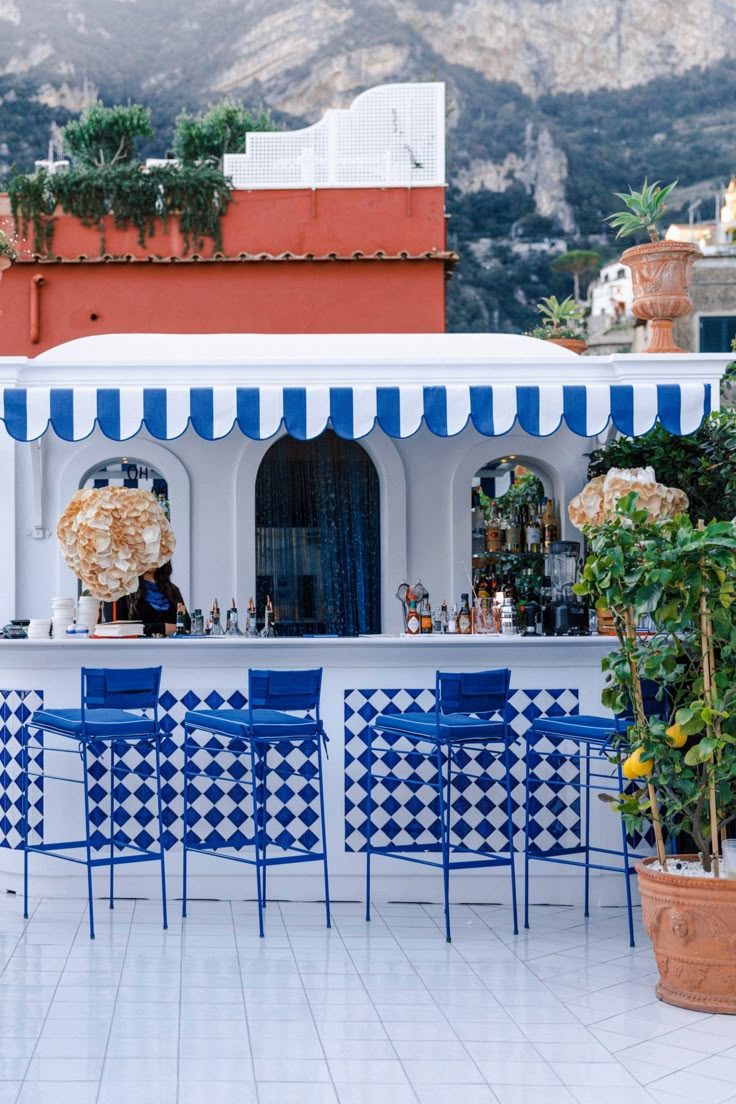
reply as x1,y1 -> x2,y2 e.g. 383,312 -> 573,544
2,0 -> 736,330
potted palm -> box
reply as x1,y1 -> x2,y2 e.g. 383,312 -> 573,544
570,469 -> 736,1014
524,294 -> 587,353
606,179 -> 700,354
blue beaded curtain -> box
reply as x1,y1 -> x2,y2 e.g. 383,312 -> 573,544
255,430 -> 381,636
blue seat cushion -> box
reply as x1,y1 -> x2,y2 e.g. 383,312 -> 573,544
30,708 -> 157,738
184,707 -> 319,740
371,711 -> 507,743
529,714 -> 626,743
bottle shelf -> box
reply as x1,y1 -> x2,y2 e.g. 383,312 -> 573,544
472,551 -> 544,561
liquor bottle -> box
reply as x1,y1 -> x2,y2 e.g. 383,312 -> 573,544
472,486 -> 486,557
440,599 -> 448,633
540,575 -> 555,636
420,597 -> 433,634
543,498 -> 559,551
246,596 -> 257,637
485,500 -> 503,552
448,602 -> 458,634
500,598 -> 516,635
210,598 -> 225,637
191,608 -> 204,635
525,502 -> 542,553
175,602 -> 186,634
407,599 -> 421,636
458,593 -> 472,635
228,598 -> 243,635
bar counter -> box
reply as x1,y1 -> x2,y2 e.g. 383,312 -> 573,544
0,634 -> 627,907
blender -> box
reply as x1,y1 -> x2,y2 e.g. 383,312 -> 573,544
544,541 -> 586,635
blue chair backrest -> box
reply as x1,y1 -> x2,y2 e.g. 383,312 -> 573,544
248,668 -> 322,714
616,678 -> 669,724
82,667 -> 162,714
437,668 -> 511,717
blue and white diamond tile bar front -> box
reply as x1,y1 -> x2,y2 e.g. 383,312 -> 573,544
0,332 -> 729,908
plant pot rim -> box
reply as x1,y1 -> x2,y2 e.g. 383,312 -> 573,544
636,854 -> 736,889
621,240 -> 701,264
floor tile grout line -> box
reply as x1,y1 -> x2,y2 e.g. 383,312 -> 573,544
229,898 -> 260,1104
277,902 -> 346,1104
373,900 -> 499,1100
95,896 -> 136,1104
14,896 -> 89,1104
324,905 -> 423,1104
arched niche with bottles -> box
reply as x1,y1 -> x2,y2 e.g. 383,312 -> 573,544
470,456 -> 556,622
79,456 -> 170,517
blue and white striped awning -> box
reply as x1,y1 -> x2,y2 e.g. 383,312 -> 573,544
0,382 -> 712,441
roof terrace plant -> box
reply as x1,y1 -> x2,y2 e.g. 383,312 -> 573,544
606,178 -> 678,243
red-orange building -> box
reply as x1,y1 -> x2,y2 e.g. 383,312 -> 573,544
0,84 -> 453,355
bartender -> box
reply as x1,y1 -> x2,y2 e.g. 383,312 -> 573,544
104,561 -> 190,636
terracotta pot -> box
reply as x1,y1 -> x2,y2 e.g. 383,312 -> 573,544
637,855 -> 736,1014
621,240 -> 700,354
545,337 -> 587,354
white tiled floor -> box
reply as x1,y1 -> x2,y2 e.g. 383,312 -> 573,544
1,895 -> 736,1103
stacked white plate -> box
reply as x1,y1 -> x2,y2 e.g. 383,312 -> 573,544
76,596 -> 101,633
27,619 -> 52,640
51,597 -> 76,638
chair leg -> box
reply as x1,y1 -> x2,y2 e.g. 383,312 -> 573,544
504,741 -> 519,936
584,742 -> 591,919
154,739 -> 168,931
316,738 -> 331,929
260,747 -> 267,911
182,727 -> 190,920
439,744 -> 451,943
524,735 -> 531,930
365,730 -> 373,923
22,724 -> 29,921
82,743 -> 95,939
250,741 -> 265,938
109,742 -> 115,910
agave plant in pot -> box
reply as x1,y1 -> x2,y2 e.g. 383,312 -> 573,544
524,294 -> 587,354
606,179 -> 700,355
570,469 -> 736,1013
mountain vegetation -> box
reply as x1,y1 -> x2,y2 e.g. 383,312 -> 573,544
1,0 -> 735,332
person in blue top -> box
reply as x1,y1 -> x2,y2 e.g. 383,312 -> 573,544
104,561 -> 190,636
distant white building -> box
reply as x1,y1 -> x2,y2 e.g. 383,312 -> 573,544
589,259 -> 633,322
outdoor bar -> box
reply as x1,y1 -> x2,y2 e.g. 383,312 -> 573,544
0,330 -> 729,905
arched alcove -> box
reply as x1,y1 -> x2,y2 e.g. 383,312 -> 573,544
56,436 -> 191,598
254,430 -> 381,636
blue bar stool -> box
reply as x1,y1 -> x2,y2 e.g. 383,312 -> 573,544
365,668 -> 518,942
523,680 -> 668,948
22,666 -> 168,939
182,667 -> 330,937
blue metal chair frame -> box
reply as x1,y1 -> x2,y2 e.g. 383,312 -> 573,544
365,668 -> 518,942
523,681 -> 668,948
182,667 -> 330,937
22,666 -> 168,939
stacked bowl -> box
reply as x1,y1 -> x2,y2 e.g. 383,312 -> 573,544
76,596 -> 101,634
51,597 -> 76,638
27,619 -> 52,640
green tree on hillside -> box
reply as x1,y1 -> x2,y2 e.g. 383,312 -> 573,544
550,248 -> 602,301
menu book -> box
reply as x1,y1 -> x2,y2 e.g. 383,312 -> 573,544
93,621 -> 146,638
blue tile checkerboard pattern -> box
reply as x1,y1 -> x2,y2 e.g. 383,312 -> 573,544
0,689 -> 43,850
344,687 -> 580,854
84,688 -> 323,855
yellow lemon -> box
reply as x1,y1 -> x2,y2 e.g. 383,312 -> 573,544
622,748 -> 654,780
665,723 -> 686,749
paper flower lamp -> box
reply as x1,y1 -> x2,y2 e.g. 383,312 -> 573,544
568,466 -> 688,528
57,487 -> 175,600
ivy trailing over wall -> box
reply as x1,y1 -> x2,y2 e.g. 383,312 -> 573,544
8,162 -> 232,256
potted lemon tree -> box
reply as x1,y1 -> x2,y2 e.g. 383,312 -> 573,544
524,294 -> 587,353
606,179 -> 700,354
570,470 -> 736,1013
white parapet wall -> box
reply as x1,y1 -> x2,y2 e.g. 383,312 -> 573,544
224,82 -> 446,190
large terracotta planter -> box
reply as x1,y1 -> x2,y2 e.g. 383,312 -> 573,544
621,240 -> 700,354
637,856 -> 736,1014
